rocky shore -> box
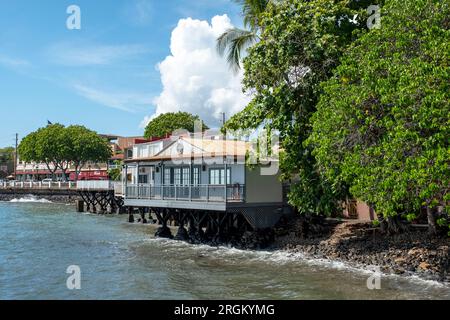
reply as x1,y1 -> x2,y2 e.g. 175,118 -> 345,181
272,217 -> 450,283
128,212 -> 449,283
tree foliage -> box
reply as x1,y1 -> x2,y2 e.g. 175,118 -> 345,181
144,112 -> 209,139
225,0 -> 382,215
108,160 -> 123,182
0,147 -> 14,178
65,125 -> 112,180
19,124 -> 67,179
308,0 -> 449,232
0,147 -> 14,162
19,124 -> 112,181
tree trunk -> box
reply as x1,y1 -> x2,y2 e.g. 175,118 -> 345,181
74,162 -> 85,181
45,162 -> 57,181
74,164 -> 80,181
427,206 -> 437,235
386,216 -> 408,235
62,170 -> 67,182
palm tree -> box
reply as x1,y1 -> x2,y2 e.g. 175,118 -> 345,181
217,0 -> 270,73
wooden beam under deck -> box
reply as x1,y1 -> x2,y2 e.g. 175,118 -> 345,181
124,199 -> 226,212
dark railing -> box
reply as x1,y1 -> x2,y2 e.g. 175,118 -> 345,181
125,184 -> 245,203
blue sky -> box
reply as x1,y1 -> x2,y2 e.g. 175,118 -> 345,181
0,0 -> 244,147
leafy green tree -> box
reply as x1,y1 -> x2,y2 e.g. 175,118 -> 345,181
66,125 -> 112,181
308,0 -> 449,234
224,0 -> 381,216
108,160 -> 123,182
0,147 -> 14,165
19,124 -> 112,181
144,112 -> 209,139
19,124 -> 67,180
0,147 -> 14,178
0,147 -> 14,160
217,0 -> 270,72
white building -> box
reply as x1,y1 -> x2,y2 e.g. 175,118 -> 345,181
123,134 -> 289,230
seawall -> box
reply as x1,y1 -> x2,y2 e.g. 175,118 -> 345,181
0,189 -> 80,203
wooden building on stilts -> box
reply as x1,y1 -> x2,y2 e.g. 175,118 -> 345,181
122,133 -> 291,244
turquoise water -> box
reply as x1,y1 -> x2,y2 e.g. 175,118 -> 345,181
0,200 -> 449,300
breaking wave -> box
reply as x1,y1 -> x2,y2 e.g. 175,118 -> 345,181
10,196 -> 52,203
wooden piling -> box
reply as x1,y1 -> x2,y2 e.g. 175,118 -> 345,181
76,200 -> 84,213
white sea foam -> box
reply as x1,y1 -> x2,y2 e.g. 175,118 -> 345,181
145,237 -> 450,289
9,196 -> 52,203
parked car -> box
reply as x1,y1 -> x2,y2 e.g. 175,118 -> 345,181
41,178 -> 54,183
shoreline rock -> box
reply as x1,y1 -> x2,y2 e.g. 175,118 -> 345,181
271,218 -> 450,283
128,214 -> 449,283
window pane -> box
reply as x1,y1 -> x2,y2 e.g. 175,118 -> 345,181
212,168 -> 231,185
193,167 -> 200,185
209,169 -> 219,185
220,169 -> 225,184
182,168 -> 190,185
192,167 -> 199,186
164,168 -> 171,185
215,170 -> 220,185
174,168 -> 181,185
138,175 -> 148,184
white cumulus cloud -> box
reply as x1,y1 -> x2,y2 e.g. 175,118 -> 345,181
144,14 -> 250,128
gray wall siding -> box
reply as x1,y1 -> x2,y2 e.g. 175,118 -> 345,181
245,167 -> 283,203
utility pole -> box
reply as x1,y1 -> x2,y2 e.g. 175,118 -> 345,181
221,113 -> 227,140
14,133 -> 18,180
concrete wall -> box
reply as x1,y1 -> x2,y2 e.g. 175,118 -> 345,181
0,189 -> 80,203
245,166 -> 283,204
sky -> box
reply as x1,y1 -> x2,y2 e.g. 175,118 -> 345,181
0,0 -> 250,148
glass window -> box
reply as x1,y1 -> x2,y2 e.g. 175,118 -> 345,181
149,167 -> 155,184
193,167 -> 200,185
209,169 -> 220,185
138,175 -> 148,184
209,168 -> 231,185
222,168 -> 232,185
164,168 -> 172,185
182,168 -> 190,186
174,168 -> 182,185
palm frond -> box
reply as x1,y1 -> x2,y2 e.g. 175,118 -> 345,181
216,28 -> 258,73
233,0 -> 270,30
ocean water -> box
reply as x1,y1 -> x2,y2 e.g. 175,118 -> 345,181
0,198 -> 449,300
